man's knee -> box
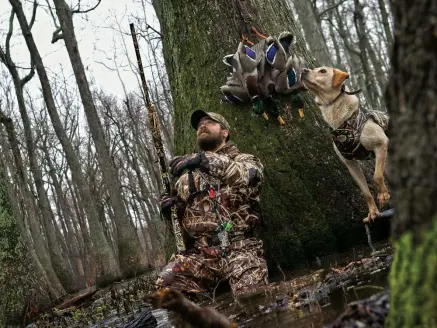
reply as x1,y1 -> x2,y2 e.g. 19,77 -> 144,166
228,244 -> 269,293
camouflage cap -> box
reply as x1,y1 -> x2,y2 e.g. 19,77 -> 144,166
190,109 -> 231,131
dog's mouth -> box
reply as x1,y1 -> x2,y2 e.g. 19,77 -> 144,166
300,77 -> 318,90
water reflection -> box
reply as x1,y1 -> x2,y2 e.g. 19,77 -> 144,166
158,242 -> 392,328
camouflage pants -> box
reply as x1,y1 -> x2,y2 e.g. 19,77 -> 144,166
156,237 -> 268,295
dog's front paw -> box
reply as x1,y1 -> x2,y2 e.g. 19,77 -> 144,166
377,191 -> 390,207
367,208 -> 380,222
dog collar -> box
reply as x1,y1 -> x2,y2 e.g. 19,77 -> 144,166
316,85 -> 362,107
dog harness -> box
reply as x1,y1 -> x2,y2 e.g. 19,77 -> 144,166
330,107 -> 389,160
330,108 -> 374,160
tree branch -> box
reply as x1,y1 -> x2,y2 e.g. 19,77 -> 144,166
51,26 -> 64,43
20,56 -> 36,87
45,0 -> 59,27
72,0 -> 102,14
29,0 -> 38,30
318,0 -> 348,18
326,16 -> 361,56
146,24 -> 163,39
5,10 -> 15,62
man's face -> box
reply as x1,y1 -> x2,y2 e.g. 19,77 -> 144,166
196,117 -> 228,151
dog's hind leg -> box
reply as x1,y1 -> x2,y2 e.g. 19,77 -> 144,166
334,146 -> 379,221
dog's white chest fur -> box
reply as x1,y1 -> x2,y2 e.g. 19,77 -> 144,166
317,95 -> 359,129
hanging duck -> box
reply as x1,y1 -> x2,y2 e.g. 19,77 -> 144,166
220,29 -> 308,124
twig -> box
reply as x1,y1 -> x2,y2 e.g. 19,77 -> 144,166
277,263 -> 286,282
72,0 -> 102,14
146,24 -> 163,39
353,285 -> 385,291
212,277 -> 227,303
318,0 -> 348,18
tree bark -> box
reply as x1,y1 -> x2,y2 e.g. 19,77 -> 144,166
51,0 -> 147,275
9,0 -> 121,283
153,0 -> 380,269
386,0 -> 437,325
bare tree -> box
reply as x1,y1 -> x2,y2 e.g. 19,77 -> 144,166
291,0 -> 333,66
8,0 -> 122,283
0,108 -> 65,298
0,7 -> 76,291
50,0 -> 148,274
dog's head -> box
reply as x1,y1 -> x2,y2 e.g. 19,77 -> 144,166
300,66 -> 349,99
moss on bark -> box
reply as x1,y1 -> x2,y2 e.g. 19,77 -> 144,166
153,0 -> 388,273
387,215 -> 437,327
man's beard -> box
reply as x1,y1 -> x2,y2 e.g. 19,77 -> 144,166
197,130 -> 223,151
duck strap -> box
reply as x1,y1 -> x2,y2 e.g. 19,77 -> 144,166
130,23 -> 186,254
232,0 -> 267,40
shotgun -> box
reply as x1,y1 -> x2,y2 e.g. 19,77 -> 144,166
129,23 -> 186,253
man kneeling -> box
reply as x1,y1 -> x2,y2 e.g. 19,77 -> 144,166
156,109 -> 268,296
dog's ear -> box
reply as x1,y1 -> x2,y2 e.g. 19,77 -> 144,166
332,69 -> 350,88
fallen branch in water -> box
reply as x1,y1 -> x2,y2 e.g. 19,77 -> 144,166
325,290 -> 389,328
119,307 -> 157,328
149,289 -> 237,328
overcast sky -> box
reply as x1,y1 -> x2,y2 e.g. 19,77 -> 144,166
0,0 -> 159,103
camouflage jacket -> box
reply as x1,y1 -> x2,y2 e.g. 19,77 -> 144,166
174,142 -> 264,249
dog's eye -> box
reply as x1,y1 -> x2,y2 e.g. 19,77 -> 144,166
319,69 -> 327,74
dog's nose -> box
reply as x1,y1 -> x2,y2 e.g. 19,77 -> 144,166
301,68 -> 309,75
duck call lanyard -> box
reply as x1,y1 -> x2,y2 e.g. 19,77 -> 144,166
194,171 -> 233,251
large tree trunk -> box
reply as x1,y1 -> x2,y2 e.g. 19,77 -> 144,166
153,0 -> 383,270
9,0 -> 121,283
52,0 -> 147,275
385,0 -> 437,325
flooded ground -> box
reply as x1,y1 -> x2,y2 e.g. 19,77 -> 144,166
154,242 -> 393,328
26,241 -> 393,328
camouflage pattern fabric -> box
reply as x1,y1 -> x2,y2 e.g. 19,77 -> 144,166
331,108 -> 389,161
156,238 -> 268,295
156,141 -> 268,295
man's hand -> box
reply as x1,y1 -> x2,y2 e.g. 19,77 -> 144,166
159,192 -> 184,220
170,153 -> 204,177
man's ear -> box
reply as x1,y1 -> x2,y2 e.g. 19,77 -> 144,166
222,130 -> 229,139
332,69 -> 350,88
